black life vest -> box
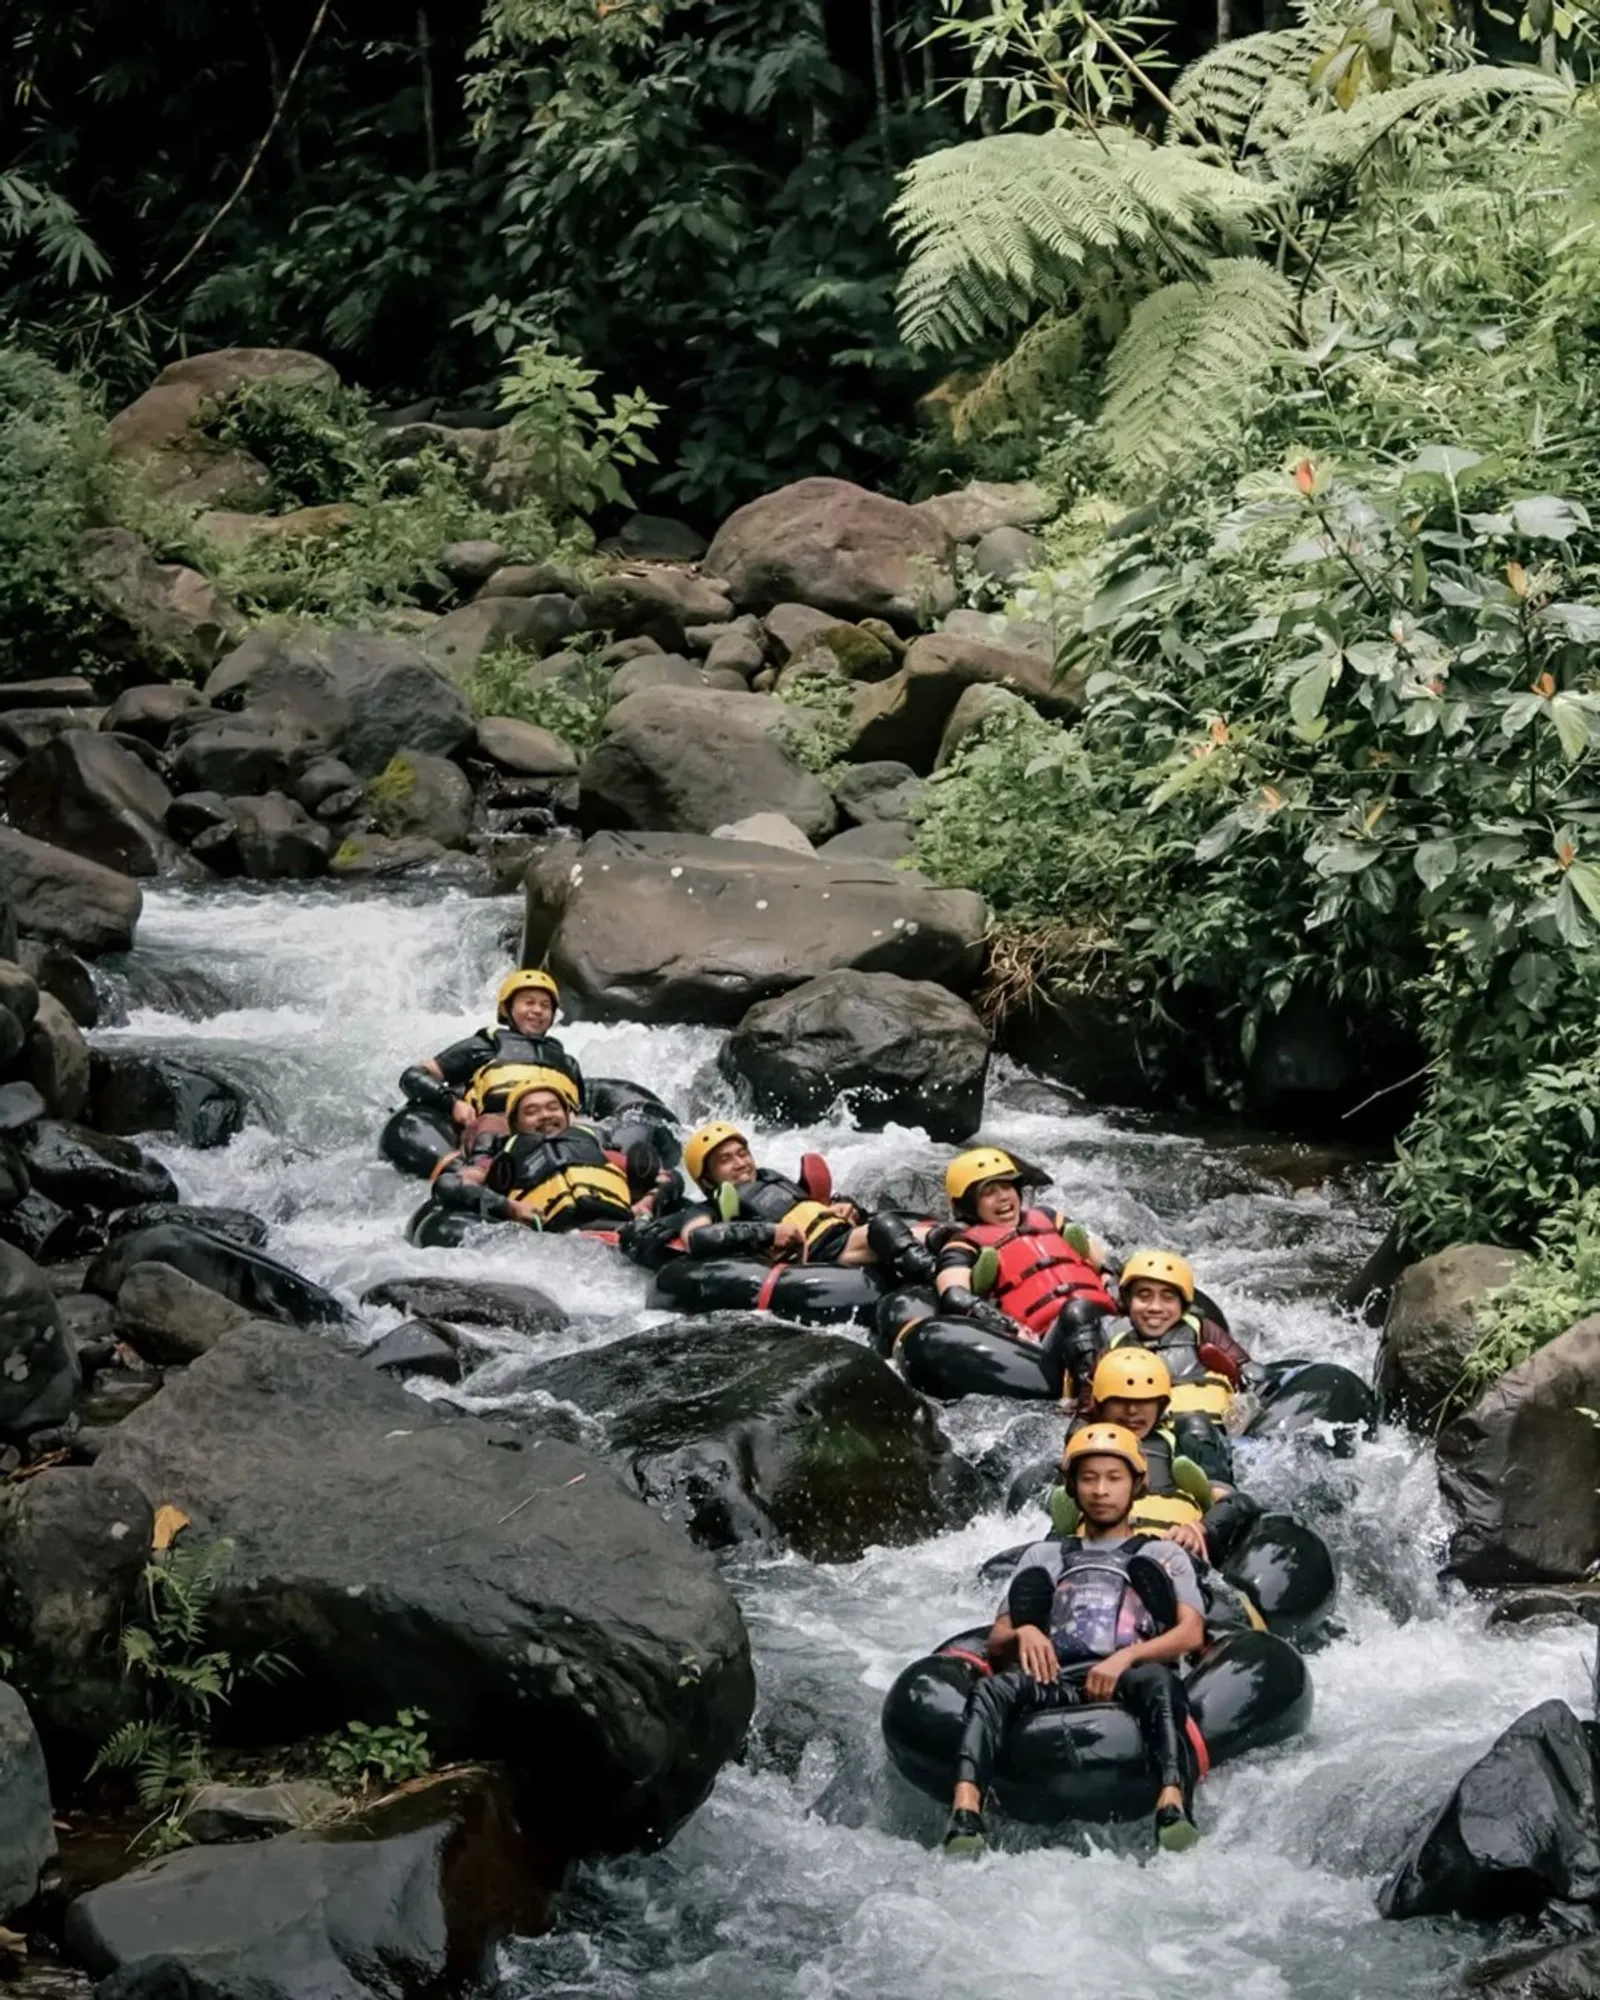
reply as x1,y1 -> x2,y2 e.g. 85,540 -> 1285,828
723,1167 -> 843,1256
495,1126 -> 631,1229
465,1030 -> 581,1116
1049,1534 -> 1177,1663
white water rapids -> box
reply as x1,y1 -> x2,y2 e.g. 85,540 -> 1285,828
95,881 -> 1590,2000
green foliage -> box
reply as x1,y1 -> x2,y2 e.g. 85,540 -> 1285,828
367,756 -> 419,812
91,1538 -> 291,1816
210,378 -> 371,510
464,642 -> 610,754
1460,1189 -> 1600,1392
314,1708 -> 434,1790
498,341 -> 663,516
775,668 -> 855,775
0,345 -> 114,676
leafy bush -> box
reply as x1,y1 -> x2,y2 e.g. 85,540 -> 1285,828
775,668 -> 855,776
464,643 -> 610,755
498,341 -> 662,517
1460,1189 -> 1600,1393
314,1708 -> 433,1791
209,378 -> 372,510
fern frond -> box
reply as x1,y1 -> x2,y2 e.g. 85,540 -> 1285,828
1171,26 -> 1328,154
893,131 -> 1278,351
1097,258 -> 1300,493
1270,64 -> 1571,187
91,1720 -> 153,1775
943,296 -> 1127,441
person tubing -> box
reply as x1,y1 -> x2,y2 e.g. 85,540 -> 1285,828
497,968 -> 562,1022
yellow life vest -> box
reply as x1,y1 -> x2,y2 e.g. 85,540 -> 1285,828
1167,1379 -> 1234,1421
780,1199 -> 848,1254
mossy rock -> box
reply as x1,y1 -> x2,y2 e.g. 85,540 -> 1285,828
366,754 -> 419,819
812,625 -> 896,683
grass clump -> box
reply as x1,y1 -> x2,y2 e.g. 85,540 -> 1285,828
464,641 -> 610,756
1460,1190 -> 1600,1396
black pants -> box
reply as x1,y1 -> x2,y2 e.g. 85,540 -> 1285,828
954,1661 -> 1193,1795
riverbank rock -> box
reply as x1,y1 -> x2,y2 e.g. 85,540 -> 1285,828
1460,1938 -> 1600,1997
0,831 -> 142,956
64,1766 -> 550,2000
79,527 -> 242,676
1379,1699 -> 1600,1923
845,631 -> 1084,772
89,1051 -> 247,1150
720,970 -> 989,1140
21,994 -> 91,1121
85,1222 -> 352,1330
522,1316 -> 983,1561
0,1682 -> 52,1919
1439,1315 -> 1600,1585
1378,1245 -> 1529,1428
527,832 -> 986,1024
705,478 -> 956,627
579,686 -> 837,841
2,732 -> 182,877
115,1261 -> 251,1364
913,480 -> 1053,545
0,1243 -> 80,1438
18,1121 -> 177,1211
366,749 -> 474,849
92,1325 -> 754,1850
360,1275 -> 564,1333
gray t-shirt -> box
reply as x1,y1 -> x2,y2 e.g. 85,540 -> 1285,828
1001,1533 -> 1205,1619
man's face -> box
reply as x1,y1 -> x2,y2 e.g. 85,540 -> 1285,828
1126,1280 -> 1185,1338
1095,1393 -> 1163,1440
508,989 -> 555,1036
514,1090 -> 569,1136
1072,1457 -> 1137,1527
972,1178 -> 1022,1226
705,1135 -> 757,1186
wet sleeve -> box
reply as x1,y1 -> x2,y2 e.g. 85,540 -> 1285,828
935,1239 -> 978,1278
432,1034 -> 494,1088
1150,1544 -> 1206,1618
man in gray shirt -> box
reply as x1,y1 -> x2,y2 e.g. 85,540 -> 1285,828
944,1422 -> 1205,1857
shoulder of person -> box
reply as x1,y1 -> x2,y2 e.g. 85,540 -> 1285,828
1008,1539 -> 1065,1577
1142,1537 -> 1200,1584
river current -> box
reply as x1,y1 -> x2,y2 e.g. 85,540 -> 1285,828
96,881 -> 1590,2000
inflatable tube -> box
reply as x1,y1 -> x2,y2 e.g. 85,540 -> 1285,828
646,1256 -> 885,1327
975,1507 -> 1337,1644
894,1314 -> 1062,1401
586,1076 -> 680,1128
1246,1360 -> 1376,1444
882,1625 -> 1311,1824
406,1200 -> 472,1249
380,1103 -> 458,1180
381,1077 -> 675,1181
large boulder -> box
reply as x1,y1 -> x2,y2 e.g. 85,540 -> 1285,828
0,1682 -> 52,1920
522,1317 -> 983,1561
89,1051 -> 247,1150
2,731 -> 181,877
579,687 -> 837,842
0,1242 -> 79,1437
115,1261 -> 252,1364
367,750 -> 474,849
107,347 -> 337,509
845,631 -> 1084,772
1379,1700 -> 1600,1923
18,1121 -> 177,1211
1439,1316 -> 1600,1585
170,715 -> 310,798
529,832 -> 987,1024
0,829 -> 141,955
1378,1245 -> 1530,1428
79,528 -> 242,674
913,480 -> 1053,544
359,1275 -> 564,1333
422,595 -> 577,677
704,478 -> 956,627
720,970 -> 989,1140
64,1767 -> 549,2000
93,1325 -> 754,1851
85,1222 -> 352,1330
21,992 -> 91,1120
221,793 -> 334,879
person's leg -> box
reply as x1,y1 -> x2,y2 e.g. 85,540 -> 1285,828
1116,1661 -> 1200,1849
862,1212 -> 935,1280
946,1670 -> 1069,1853
1040,1298 -> 1106,1409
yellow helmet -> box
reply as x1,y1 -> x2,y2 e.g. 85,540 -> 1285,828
1063,1422 -> 1147,1480
684,1121 -> 748,1191
1119,1249 -> 1195,1306
1091,1347 -> 1173,1406
504,1069 -> 581,1121
945,1147 -> 1022,1211
497,968 -> 561,1022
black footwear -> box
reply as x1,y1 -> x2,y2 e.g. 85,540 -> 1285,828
942,1807 -> 987,1857
1155,1803 -> 1200,1852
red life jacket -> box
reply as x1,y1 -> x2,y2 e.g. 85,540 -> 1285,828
962,1209 -> 1116,1340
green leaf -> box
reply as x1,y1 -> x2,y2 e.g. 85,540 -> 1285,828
1511,495 -> 1591,542
1414,838 -> 1458,891
1568,860 -> 1600,923
1408,444 -> 1483,480
1289,657 -> 1333,726
1081,565 -> 1175,631
1550,695 -> 1592,763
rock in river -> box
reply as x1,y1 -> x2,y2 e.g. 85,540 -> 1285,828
522,1315 -> 984,1562
0,1681 -> 52,1921
91,1324 -> 753,1851
85,1221 -> 352,1329
0,1241 -> 80,1438
1377,1243 -> 1528,1429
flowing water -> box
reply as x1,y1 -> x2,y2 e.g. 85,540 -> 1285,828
97,881 -> 1591,2000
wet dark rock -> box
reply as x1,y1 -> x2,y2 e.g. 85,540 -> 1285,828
2,732 -> 181,877
170,715 -> 308,798
108,1206 -> 268,1250
0,961 -> 37,1069
0,1680 -> 53,1918
22,994 -> 91,1121
360,1275 -> 564,1333
0,1243 -> 80,1438
846,631 -> 1084,772
721,970 -> 989,1141
363,1318 -> 463,1382
997,988 -> 1155,1109
0,1083 -> 47,1135
89,1052 -> 247,1151
1440,1315 -> 1600,1585
16,940 -> 99,1029
1490,1584 -> 1600,1629
1461,1936 -> 1600,1997
99,683 -> 209,747
0,1192 -> 85,1264
521,1315 -> 984,1562
115,1262 -> 252,1365
85,1223 -> 352,1330
164,791 -> 233,846
1379,1699 -> 1600,1924
0,1137 -> 28,1205
56,1289 -> 116,1363
0,830 -> 142,956
19,1122 -> 178,1213
92,1325 -> 754,1849
1342,1227 -> 1409,1326
288,755 -> 361,814
221,793 -> 333,879
66,1767 -> 551,2000
1378,1245 -> 1528,1429
367,749 -> 474,850
706,478 -> 955,626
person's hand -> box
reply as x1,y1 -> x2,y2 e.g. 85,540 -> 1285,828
507,1198 -> 542,1227
450,1098 -> 472,1128
1085,1648 -> 1136,1700
770,1223 -> 807,1262
1016,1626 -> 1059,1683
1166,1520 -> 1209,1560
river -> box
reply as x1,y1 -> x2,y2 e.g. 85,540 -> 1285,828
96,880 -> 1589,2000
